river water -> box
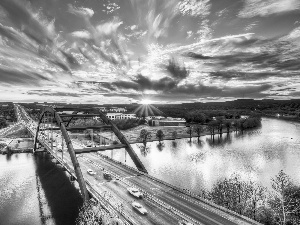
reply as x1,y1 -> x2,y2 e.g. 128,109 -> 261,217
1,117 -> 300,224
105,117 -> 300,192
0,153 -> 82,225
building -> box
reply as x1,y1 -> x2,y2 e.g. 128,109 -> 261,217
106,113 -> 136,120
109,107 -> 127,112
151,118 -> 186,126
97,107 -> 107,112
119,114 -> 136,120
145,116 -> 165,120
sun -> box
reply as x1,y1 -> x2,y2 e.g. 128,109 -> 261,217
140,99 -> 153,105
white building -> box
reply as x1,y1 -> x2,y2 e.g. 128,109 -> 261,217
106,113 -> 136,120
119,113 -> 136,120
97,107 -> 107,112
151,118 -> 186,126
109,107 -> 127,112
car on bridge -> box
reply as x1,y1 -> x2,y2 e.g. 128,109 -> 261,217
132,202 -> 147,215
127,187 -> 143,199
103,172 -> 112,180
87,169 -> 96,175
86,142 -> 93,147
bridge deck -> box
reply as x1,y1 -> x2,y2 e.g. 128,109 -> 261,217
74,144 -> 127,154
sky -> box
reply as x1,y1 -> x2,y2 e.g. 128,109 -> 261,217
0,0 -> 300,104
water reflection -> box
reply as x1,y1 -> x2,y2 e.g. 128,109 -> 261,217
205,134 -> 233,147
0,153 -> 82,225
156,142 -> 165,151
34,153 -> 83,225
139,144 -> 151,157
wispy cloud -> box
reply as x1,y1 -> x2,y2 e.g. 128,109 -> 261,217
177,0 -> 211,17
238,0 -> 300,18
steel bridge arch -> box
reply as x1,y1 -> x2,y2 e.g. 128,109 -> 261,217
33,106 -> 147,201
33,106 -> 89,201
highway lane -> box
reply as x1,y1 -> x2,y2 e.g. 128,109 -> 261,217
79,159 -> 182,225
82,153 -> 246,225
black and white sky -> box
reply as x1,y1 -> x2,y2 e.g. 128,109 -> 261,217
0,0 -> 300,103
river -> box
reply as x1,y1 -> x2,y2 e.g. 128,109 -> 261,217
104,117 -> 300,192
1,117 -> 300,224
0,153 -> 83,225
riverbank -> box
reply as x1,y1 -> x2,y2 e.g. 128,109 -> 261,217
264,114 -> 300,123
123,124 -> 244,142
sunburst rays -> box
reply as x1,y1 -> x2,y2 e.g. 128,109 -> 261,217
133,103 -> 165,118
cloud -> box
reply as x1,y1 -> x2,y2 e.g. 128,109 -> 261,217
0,0 -> 81,74
103,2 -> 120,14
71,30 -> 91,40
68,4 -> 94,18
244,21 -> 258,31
130,0 -> 179,40
177,0 -> 211,18
209,71 -> 280,81
101,82 -> 272,101
166,58 -> 189,80
196,19 -> 212,41
69,5 -> 130,73
27,90 -> 83,97
238,0 -> 300,18
184,52 -> 212,59
187,31 -> 193,38
0,67 -> 51,86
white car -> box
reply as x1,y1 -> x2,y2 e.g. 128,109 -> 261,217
87,169 -> 96,175
127,187 -> 143,198
132,202 -> 147,215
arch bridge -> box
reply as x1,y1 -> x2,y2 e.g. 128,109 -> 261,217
33,106 -> 147,201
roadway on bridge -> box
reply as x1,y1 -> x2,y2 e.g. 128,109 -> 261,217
15,104 -> 259,225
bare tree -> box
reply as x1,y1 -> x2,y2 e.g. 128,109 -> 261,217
224,120 -> 232,134
269,170 -> 300,224
207,121 -> 218,136
186,126 -> 193,141
172,130 -> 177,139
139,129 -> 152,146
193,125 -> 204,142
245,181 -> 267,220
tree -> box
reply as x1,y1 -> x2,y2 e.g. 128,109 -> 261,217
0,118 -> 7,129
232,120 -> 240,132
184,111 -> 207,123
245,181 -> 266,221
193,125 -> 204,142
156,130 -> 165,144
215,116 -> 224,134
139,129 -> 152,146
207,121 -> 218,136
186,126 -> 193,141
172,131 -> 177,139
224,120 -> 232,134
269,170 -> 300,224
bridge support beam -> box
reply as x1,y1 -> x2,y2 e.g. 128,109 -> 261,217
34,107 -> 89,201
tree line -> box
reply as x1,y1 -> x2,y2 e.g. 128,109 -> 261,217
201,171 -> 300,225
